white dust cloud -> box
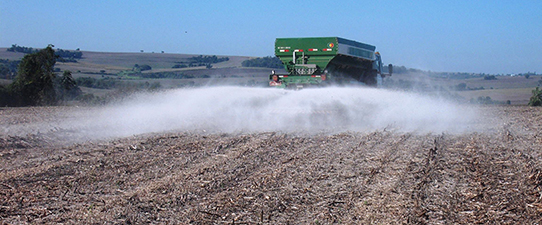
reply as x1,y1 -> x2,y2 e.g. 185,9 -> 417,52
60,86 -> 480,140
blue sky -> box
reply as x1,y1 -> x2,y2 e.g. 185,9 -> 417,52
1,0 -> 541,74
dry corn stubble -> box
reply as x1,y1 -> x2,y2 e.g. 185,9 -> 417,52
1,103 -> 542,224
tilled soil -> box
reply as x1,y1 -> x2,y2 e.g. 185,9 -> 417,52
1,106 -> 542,224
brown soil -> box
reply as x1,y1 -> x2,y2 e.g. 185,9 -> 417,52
1,106 -> 542,224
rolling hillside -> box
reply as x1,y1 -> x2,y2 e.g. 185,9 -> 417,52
0,48 -> 280,94
1,48 -> 540,104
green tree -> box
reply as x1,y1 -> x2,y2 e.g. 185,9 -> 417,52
0,84 -> 12,106
528,87 -> 542,106
10,45 -> 58,106
139,64 -> 152,71
133,64 -> 152,72
56,70 -> 81,101
484,75 -> 497,80
455,83 -> 467,91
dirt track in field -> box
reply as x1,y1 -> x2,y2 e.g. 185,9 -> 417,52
1,105 -> 542,224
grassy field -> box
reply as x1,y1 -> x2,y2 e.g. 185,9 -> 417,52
387,72 -> 541,105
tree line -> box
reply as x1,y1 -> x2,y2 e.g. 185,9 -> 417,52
56,49 -> 83,62
241,56 -> 283,68
172,55 -> 228,69
6,44 -> 38,54
7,44 -> 83,62
189,55 -> 229,64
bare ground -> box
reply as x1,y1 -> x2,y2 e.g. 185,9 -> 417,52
1,106 -> 542,224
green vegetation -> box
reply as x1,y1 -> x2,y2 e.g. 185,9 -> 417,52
0,84 -> 11,106
172,64 -> 188,69
172,55 -> 228,69
172,62 -> 211,68
484,75 -> 497,80
76,77 -> 119,89
528,87 -> 542,106
0,59 -> 20,79
116,69 -> 212,80
0,45 -> 83,106
7,44 -> 83,62
7,44 -> 38,54
116,70 -> 140,79
56,70 -> 82,101
133,64 -> 152,72
189,55 -> 229,64
10,45 -> 58,106
241,56 -> 283,68
522,72 -> 536,79
55,49 -> 83,59
455,83 -> 467,91
453,83 -> 485,91
56,49 -> 83,62
469,96 -> 510,105
76,76 -> 161,90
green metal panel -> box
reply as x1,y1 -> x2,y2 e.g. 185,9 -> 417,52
275,37 -> 339,55
274,37 -> 376,74
275,37 -> 338,71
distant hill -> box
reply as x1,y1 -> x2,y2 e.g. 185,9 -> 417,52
0,48 -> 284,88
0,47 -> 288,98
1,48 -> 277,74
1,48 -> 541,105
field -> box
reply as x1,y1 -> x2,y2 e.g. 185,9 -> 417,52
389,72 -> 542,105
1,102 -> 542,224
1,48 -> 542,224
0,48 -> 278,92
